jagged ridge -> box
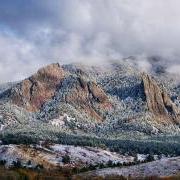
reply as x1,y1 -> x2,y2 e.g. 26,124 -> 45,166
142,73 -> 180,125
0,61 -> 179,135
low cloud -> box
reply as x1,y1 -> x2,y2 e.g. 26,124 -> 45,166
0,0 -> 180,82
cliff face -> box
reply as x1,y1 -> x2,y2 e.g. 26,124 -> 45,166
61,76 -> 112,121
10,63 -> 65,112
5,63 -> 111,121
0,62 -> 179,134
142,73 -> 180,125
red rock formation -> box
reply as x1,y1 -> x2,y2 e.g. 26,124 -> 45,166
64,77 -> 112,122
10,63 -> 65,112
9,63 -> 111,122
142,73 -> 180,125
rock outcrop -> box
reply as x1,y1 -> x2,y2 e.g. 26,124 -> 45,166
142,73 -> 180,125
0,61 -> 179,134
60,76 -> 112,121
9,63 -> 65,112
4,63 -> 111,121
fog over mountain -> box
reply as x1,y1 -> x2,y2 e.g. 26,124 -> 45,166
0,0 -> 180,82
1,2 -> 180,178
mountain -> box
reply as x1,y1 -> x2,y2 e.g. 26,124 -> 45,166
0,60 -> 180,179
5,63 -> 65,112
0,60 -> 180,138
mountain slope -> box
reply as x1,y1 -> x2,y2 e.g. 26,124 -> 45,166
0,60 -> 179,139
142,73 -> 180,125
77,156 -> 180,179
7,63 -> 65,112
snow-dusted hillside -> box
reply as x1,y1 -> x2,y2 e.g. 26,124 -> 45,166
0,82 -> 17,94
78,156 -> 180,178
0,144 -> 133,169
0,61 -> 179,161
0,61 -> 180,139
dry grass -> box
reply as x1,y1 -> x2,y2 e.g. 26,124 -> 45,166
0,165 -> 72,180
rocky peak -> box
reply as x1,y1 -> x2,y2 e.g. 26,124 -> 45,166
4,63 -> 111,122
59,75 -> 112,122
9,63 -> 65,112
142,73 -> 180,125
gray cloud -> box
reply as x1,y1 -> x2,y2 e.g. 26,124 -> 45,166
0,0 -> 180,82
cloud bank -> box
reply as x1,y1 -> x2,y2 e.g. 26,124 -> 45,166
0,0 -> 180,82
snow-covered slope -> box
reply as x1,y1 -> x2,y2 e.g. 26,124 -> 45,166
0,61 -> 180,153
0,144 -> 133,169
78,156 -> 180,178
0,82 -> 17,94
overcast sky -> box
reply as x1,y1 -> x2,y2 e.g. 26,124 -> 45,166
0,0 -> 180,83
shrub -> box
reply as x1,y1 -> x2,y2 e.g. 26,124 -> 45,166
12,160 -> 21,168
62,155 -> 70,164
0,160 -> 6,165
